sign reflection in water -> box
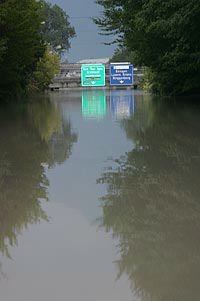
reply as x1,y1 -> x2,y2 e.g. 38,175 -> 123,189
82,90 -> 106,119
110,90 -> 134,119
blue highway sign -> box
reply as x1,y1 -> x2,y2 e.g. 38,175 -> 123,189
110,63 -> 134,86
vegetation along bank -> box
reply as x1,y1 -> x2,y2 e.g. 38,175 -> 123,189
0,0 -> 75,101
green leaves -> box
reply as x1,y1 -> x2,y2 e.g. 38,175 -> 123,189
95,0 -> 200,95
0,0 -> 75,100
0,0 -> 45,100
30,48 -> 60,91
41,1 -> 76,54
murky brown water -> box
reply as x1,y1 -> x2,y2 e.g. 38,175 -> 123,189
0,90 -> 200,301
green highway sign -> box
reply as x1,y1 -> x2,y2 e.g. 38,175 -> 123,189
81,64 -> 105,87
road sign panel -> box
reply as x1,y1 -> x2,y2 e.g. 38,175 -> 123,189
110,63 -> 133,86
81,64 -> 105,87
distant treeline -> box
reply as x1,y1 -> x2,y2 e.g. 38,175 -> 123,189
0,0 -> 75,101
95,0 -> 200,96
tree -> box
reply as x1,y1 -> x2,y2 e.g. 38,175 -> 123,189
0,39 -> 6,63
41,1 -> 76,55
95,0 -> 200,95
0,0 -> 7,61
0,0 -> 76,100
0,0 -> 45,100
29,48 -> 60,91
110,47 -> 135,63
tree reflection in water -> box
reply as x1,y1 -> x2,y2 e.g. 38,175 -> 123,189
0,97 -> 77,260
98,96 -> 200,301
28,99 -> 77,166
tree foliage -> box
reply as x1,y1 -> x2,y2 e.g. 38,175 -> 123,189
0,0 -> 75,100
95,0 -> 200,95
0,0 -> 45,100
29,48 -> 60,91
41,1 -> 76,55
0,0 -> 7,63
110,47 -> 135,63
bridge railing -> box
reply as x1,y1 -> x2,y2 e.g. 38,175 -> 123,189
50,64 -> 145,89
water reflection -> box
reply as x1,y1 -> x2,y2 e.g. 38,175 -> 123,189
0,97 -> 77,259
1,90 -> 200,301
81,89 -> 135,120
110,90 -> 134,119
28,100 -> 78,166
98,98 -> 200,301
82,90 -> 106,119
28,99 -> 62,142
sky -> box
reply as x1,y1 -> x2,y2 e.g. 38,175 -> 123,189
50,0 -> 116,62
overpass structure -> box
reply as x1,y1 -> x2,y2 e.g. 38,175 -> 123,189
49,62 -> 145,90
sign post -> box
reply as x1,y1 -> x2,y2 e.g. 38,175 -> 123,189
110,63 -> 133,86
81,64 -> 105,87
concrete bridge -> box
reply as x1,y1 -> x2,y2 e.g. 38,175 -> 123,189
49,63 -> 145,90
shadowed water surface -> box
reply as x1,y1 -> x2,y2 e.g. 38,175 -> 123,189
0,90 -> 200,301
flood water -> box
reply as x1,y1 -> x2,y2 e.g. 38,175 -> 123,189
0,89 -> 200,301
